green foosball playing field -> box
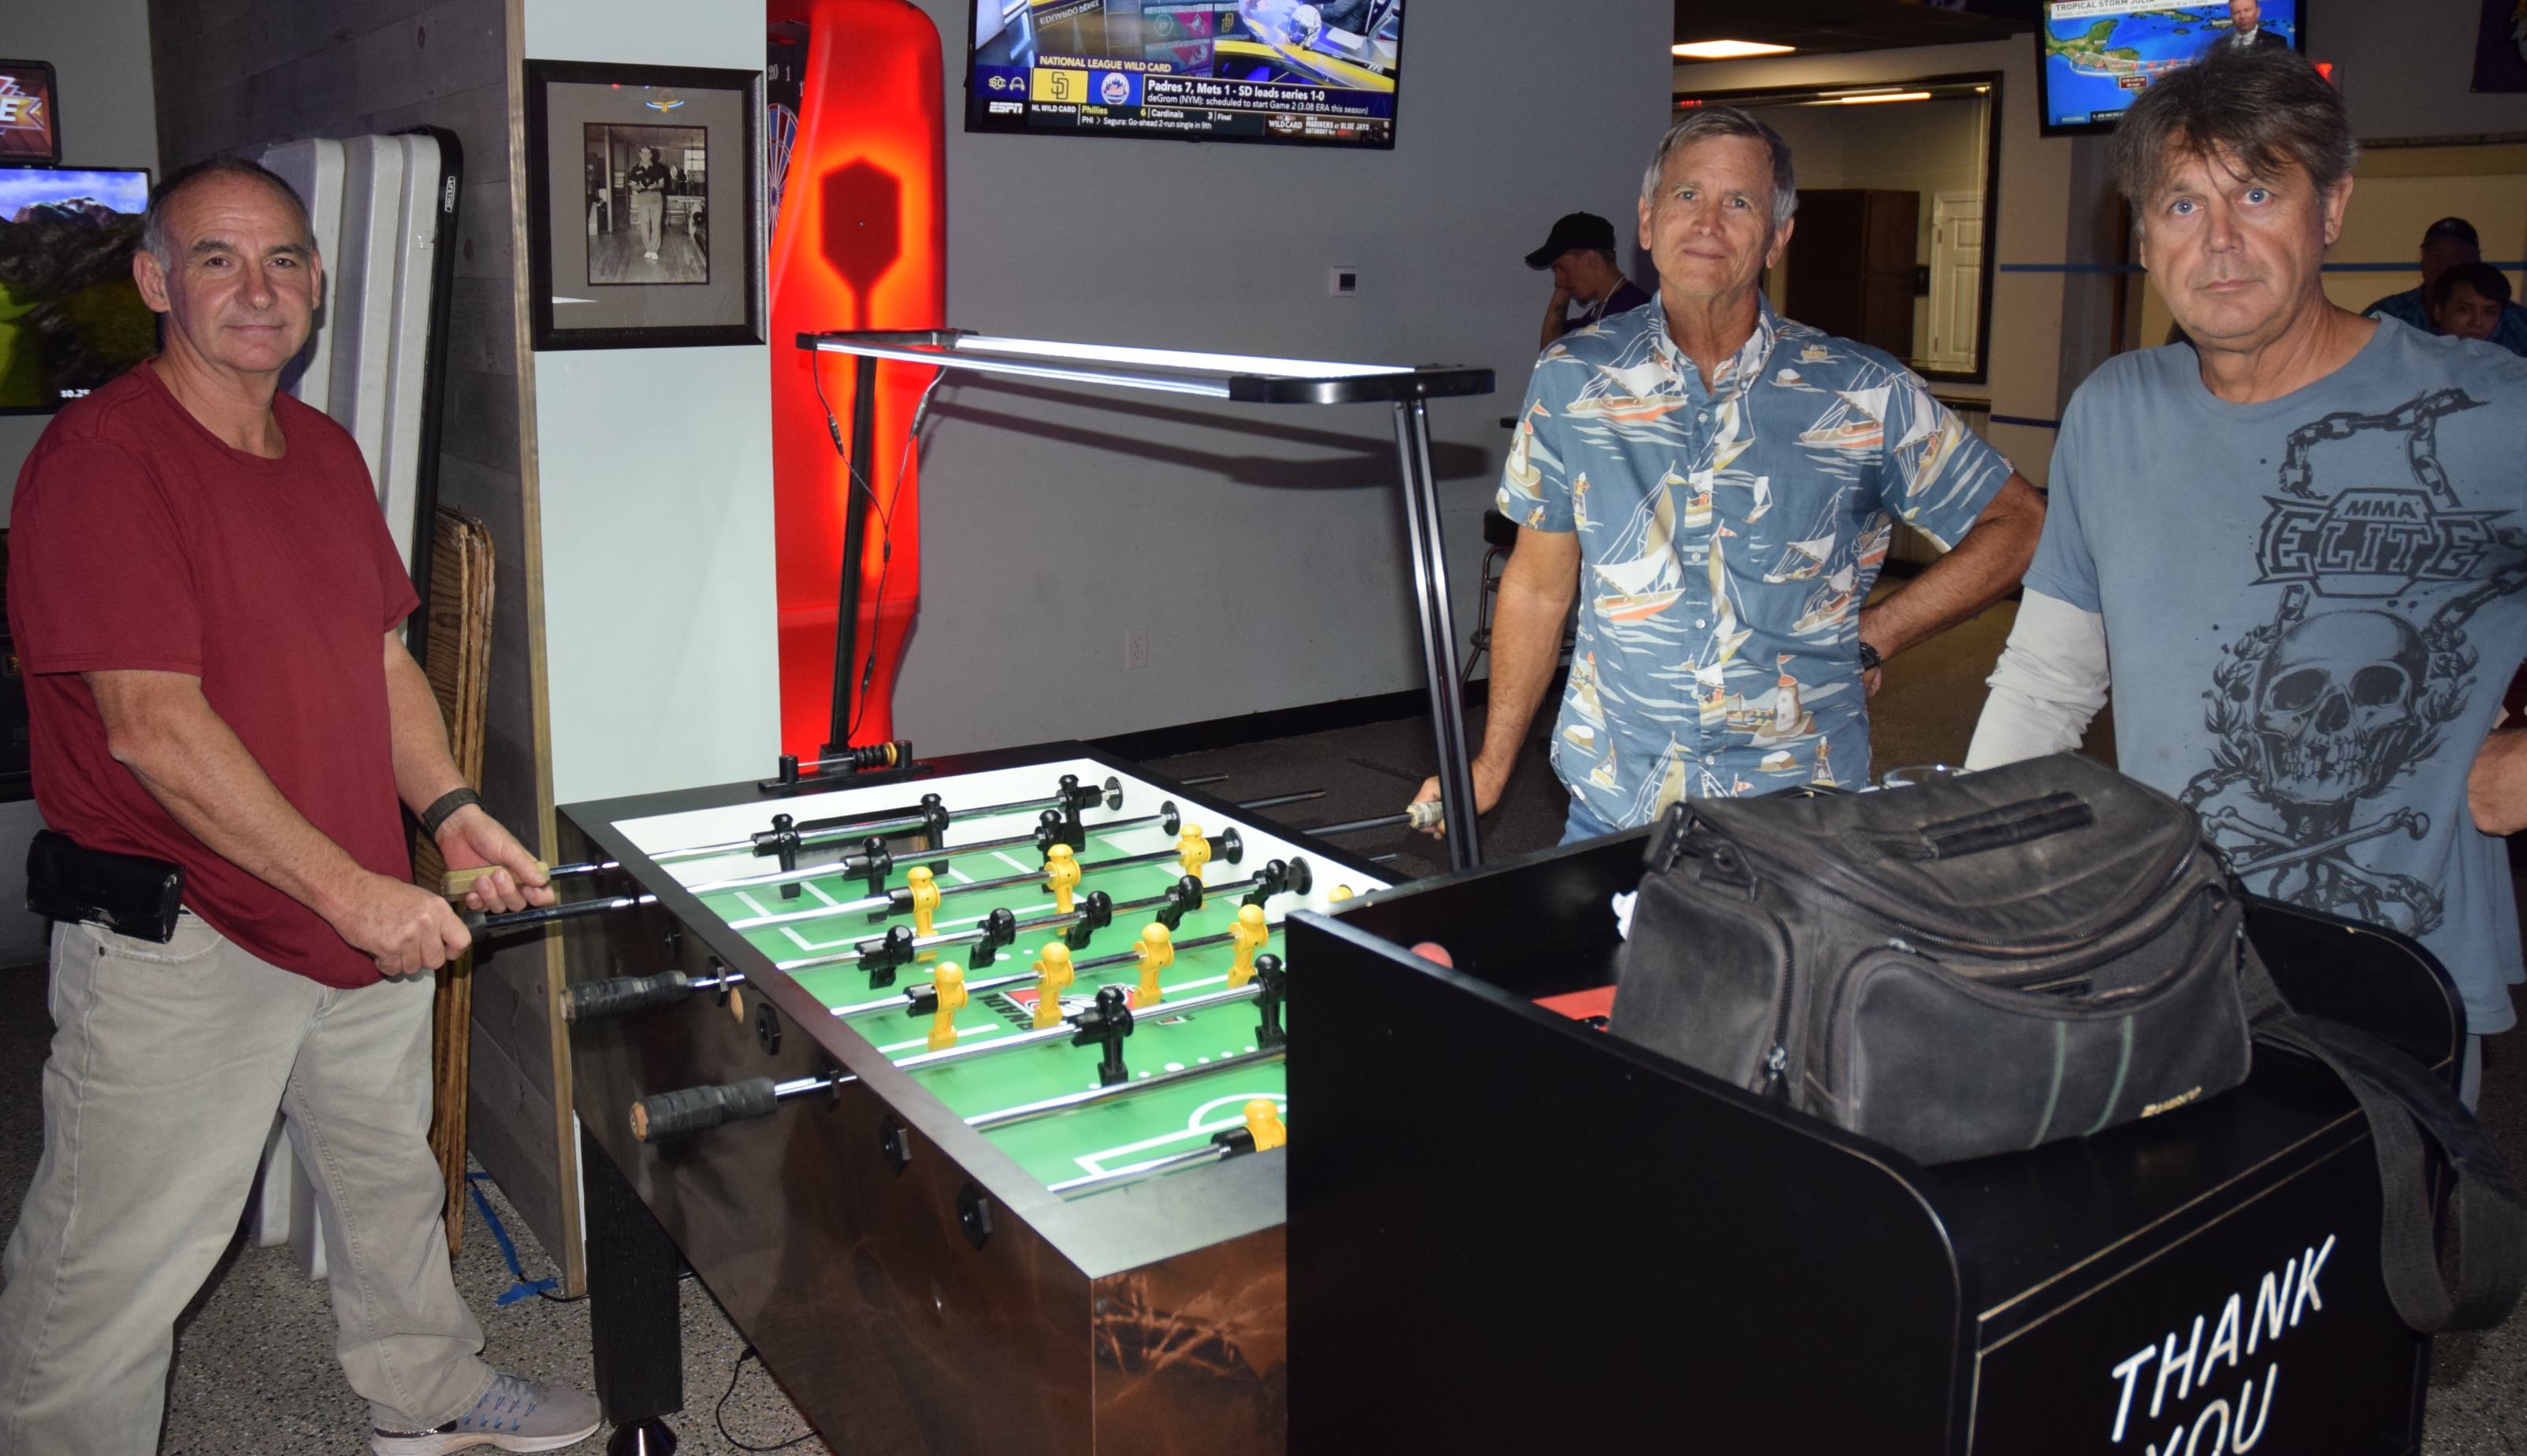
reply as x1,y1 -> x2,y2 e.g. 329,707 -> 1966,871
625,764 -> 1375,1197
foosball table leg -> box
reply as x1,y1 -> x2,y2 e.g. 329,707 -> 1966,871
583,1124 -> 684,1443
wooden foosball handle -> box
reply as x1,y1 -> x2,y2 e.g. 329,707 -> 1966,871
441,861 -> 550,899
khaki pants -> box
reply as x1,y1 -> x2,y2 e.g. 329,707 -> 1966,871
0,915 -> 490,1454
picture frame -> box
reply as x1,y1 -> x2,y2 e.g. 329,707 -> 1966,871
524,58 -> 766,351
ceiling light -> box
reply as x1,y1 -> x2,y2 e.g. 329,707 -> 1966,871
1830,91 -> 1934,105
1672,40 -> 1797,60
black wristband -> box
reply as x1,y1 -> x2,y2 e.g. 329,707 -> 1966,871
421,787 -> 483,837
1857,641 -> 1884,673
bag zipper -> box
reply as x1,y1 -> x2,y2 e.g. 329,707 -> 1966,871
1698,809 -> 2198,952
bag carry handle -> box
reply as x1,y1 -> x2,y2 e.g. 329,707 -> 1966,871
2241,946 -> 2527,1332
1854,791 -> 2097,862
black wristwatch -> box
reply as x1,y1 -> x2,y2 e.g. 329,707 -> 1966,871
421,786 -> 483,837
1857,640 -> 1884,674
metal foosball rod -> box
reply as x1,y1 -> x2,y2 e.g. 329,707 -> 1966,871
890,978 -> 1265,1072
775,856 -> 1310,976
966,1044 -> 1286,1131
1299,801 -> 1445,839
650,774 -> 1124,865
464,892 -> 659,935
678,801 -> 1184,896
679,786 -> 1321,898
629,1070 -> 856,1143
1046,1096 -> 1288,1198
842,919 -> 1281,1019
718,828 -> 1244,932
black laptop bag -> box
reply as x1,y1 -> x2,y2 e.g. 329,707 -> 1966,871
1610,752 -> 2525,1332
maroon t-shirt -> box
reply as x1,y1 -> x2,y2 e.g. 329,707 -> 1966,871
7,364 -> 420,987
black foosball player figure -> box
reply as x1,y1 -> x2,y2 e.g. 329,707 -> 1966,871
1062,890 -> 1114,951
969,907 -> 1020,968
859,924 -> 917,988
1071,984 -> 1137,1086
1158,873 -> 1206,931
1253,954 -> 1288,1049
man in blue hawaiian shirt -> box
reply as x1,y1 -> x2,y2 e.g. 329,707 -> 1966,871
1416,106 -> 2046,841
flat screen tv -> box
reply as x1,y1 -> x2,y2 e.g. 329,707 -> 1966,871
2038,1 -> 2303,136
967,0 -> 1403,149
0,166 -> 154,415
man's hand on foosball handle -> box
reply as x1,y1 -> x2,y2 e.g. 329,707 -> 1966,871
437,803 -> 559,915
1408,758 -> 1511,838
332,873 -> 472,979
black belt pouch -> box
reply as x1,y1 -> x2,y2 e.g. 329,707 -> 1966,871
26,829 -> 184,943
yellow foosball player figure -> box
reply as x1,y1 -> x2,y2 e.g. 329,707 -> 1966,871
1228,903 -> 1269,987
1031,942 -> 1076,1029
1244,1098 -> 1287,1151
1134,923 -> 1173,1006
1176,823 -> 1211,878
905,864 -> 940,938
1044,841 -> 1081,914
927,963 -> 968,1051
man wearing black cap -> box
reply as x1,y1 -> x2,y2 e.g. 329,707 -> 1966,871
2362,217 -> 2527,355
1529,211 -> 1652,351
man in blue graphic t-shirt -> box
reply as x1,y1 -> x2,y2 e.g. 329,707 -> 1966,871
1969,46 -> 2527,1103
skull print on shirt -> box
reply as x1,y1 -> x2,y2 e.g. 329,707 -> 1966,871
2180,388 -> 2527,935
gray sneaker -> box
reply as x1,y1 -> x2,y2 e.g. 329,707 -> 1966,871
370,1372 -> 603,1454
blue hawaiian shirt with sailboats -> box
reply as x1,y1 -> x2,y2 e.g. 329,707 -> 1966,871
1499,294 -> 2016,826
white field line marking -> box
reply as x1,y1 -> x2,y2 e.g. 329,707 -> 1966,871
878,1022 -> 1007,1055
1072,1090 -> 1286,1175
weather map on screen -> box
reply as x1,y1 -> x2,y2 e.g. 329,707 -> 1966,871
2039,1 -> 2302,135
968,0 -> 1403,148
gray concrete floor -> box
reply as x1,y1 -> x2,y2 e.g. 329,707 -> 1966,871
0,593 -> 2520,1451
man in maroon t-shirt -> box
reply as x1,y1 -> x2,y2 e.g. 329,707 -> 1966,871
0,160 -> 600,1454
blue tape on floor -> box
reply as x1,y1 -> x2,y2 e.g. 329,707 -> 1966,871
465,1172 -> 559,1307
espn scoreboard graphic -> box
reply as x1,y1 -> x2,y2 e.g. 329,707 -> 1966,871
968,1 -> 1403,148
0,61 -> 59,165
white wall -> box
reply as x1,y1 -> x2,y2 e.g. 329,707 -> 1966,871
523,0 -> 781,804
891,0 -> 1674,752
0,0 -> 161,963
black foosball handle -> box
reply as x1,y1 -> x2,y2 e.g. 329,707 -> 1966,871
630,1078 -> 779,1143
563,971 -> 693,1023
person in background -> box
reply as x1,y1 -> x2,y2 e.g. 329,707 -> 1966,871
2429,259 -> 2521,351
2364,216 -> 2527,355
1527,211 -> 1652,350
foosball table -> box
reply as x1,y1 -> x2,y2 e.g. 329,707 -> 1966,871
543,744 -> 1387,1453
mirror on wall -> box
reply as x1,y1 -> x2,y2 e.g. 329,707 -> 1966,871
1673,73 -> 2001,385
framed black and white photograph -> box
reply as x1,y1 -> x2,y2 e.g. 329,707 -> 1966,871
526,59 -> 764,350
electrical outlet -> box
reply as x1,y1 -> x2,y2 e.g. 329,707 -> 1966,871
1125,628 -> 1149,670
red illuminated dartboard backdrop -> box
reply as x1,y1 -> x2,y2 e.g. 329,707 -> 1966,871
767,0 -> 945,756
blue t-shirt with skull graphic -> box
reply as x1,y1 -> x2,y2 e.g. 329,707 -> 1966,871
2029,319 -> 2527,1034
